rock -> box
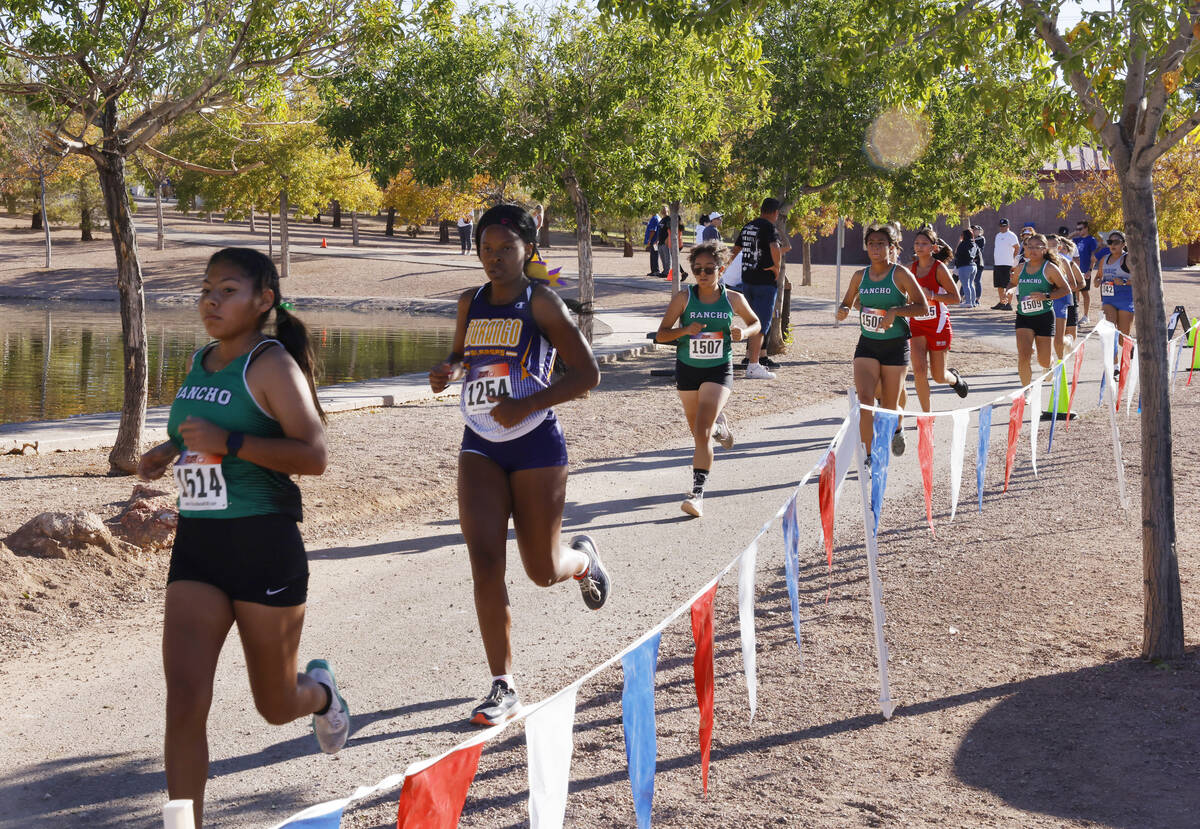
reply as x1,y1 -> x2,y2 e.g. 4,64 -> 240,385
4,511 -> 137,559
107,485 -> 178,550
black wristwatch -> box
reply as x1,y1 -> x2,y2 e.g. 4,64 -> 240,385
226,431 -> 245,457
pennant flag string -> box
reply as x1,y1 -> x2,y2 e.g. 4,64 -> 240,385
869,412 -> 898,533
1123,344 -> 1139,419
852,425 -> 896,720
396,743 -> 484,829
738,539 -> 760,721
1116,337 -> 1134,411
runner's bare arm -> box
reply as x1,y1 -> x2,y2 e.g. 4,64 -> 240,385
240,347 -> 328,475
519,284 -> 601,409
656,289 -> 703,342
137,441 -> 181,480
935,262 -> 963,305
889,267 -> 933,323
836,270 -> 864,321
727,290 -> 761,342
1041,263 -> 1070,301
430,289 -> 474,392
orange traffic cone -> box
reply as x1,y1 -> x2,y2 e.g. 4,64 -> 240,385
320,238 -> 327,248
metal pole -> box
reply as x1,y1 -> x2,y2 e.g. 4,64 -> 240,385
834,216 -> 845,325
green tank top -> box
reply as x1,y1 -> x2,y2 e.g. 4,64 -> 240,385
857,265 -> 910,340
1017,260 -> 1053,316
676,284 -> 734,367
167,339 -> 302,520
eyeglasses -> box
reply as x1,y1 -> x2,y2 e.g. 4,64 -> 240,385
1107,239 -> 1123,244
695,265 -> 718,275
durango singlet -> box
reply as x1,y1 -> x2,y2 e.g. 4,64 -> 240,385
858,265 -> 909,340
460,283 -> 557,441
167,339 -> 302,520
676,284 -> 734,367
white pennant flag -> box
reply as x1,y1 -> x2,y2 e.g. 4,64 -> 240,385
1124,347 -> 1139,419
738,538 -> 759,721
526,686 -> 579,829
1170,336 -> 1184,397
1098,320 -> 1117,402
948,409 -> 968,520
1028,375 -> 1041,476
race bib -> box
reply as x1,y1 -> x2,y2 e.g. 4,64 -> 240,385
688,331 -> 724,360
174,452 -> 228,511
860,310 -> 888,333
1101,282 -> 1115,297
913,304 -> 938,322
1020,297 -> 1045,315
463,364 -> 512,415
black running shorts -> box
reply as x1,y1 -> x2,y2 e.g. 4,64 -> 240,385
993,265 -> 1013,289
1015,310 -> 1055,338
169,514 -> 309,607
676,359 -> 734,391
854,336 -> 910,367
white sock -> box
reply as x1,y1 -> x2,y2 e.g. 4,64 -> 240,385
492,674 -> 514,690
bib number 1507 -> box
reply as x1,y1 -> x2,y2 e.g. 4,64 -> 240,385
688,332 -> 723,359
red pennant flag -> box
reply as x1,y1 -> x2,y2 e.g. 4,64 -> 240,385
817,449 -> 835,569
1116,337 -> 1133,410
690,583 -> 718,794
917,416 -> 935,537
396,743 -> 484,829
1066,341 -> 1085,431
1003,395 -> 1025,493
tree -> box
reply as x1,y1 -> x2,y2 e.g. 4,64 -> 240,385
604,0 -> 1197,661
0,1 -> 375,472
0,97 -> 66,267
1056,138 -> 1200,249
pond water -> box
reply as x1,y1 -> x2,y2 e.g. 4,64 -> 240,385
0,301 -> 455,424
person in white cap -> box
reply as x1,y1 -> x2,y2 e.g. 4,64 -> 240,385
702,211 -> 723,242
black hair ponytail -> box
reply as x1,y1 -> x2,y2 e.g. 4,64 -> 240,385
206,247 -> 326,423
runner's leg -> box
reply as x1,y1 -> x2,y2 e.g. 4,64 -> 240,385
163,580 -> 234,829
1016,327 -> 1035,386
459,451 -> 515,677
510,465 -> 588,587
234,602 -> 326,726
854,357 -> 882,449
1054,317 -> 1067,360
910,337 -> 932,412
1118,309 -> 1135,339
1034,335 -> 1052,375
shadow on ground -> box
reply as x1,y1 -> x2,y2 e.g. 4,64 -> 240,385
953,651 -> 1200,829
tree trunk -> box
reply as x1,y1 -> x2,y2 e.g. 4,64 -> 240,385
539,207 -> 551,248
80,205 -> 93,241
95,149 -> 148,474
313,211 -> 321,224
351,211 -> 360,246
4,193 -> 16,214
563,170 -> 595,343
268,211 -> 273,259
385,206 -> 395,236
332,200 -> 342,229
39,172 -> 51,269
31,208 -> 42,230
669,200 -> 682,293
155,182 -> 165,251
438,219 -> 451,244
207,211 -> 213,223
1120,163 -> 1183,661
280,188 -> 290,279
249,207 -> 256,234
801,240 -> 813,287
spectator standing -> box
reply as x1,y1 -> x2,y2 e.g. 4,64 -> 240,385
694,213 -> 709,245
954,229 -> 978,306
1072,219 -> 1099,325
457,212 -> 474,255
971,224 -> 986,304
644,206 -> 667,277
702,211 -> 723,242
728,198 -> 783,379
991,218 -> 1019,310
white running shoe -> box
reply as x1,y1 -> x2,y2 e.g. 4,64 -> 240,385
681,492 -> 703,517
713,412 -> 734,449
744,363 -> 776,380
1078,314 -> 1090,326
306,659 -> 350,754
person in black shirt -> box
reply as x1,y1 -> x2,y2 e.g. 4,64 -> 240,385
954,229 -> 978,307
728,198 -> 783,378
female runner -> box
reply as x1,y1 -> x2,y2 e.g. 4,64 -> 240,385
1093,230 -> 1135,338
1007,233 -> 1071,385
1053,235 -> 1083,357
429,204 -> 611,727
908,228 -> 969,411
837,223 -> 932,454
137,248 -> 346,828
655,239 -> 760,517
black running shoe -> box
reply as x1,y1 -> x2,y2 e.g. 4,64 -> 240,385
949,368 -> 969,398
470,679 -> 519,726
759,356 -> 781,369
572,535 -> 610,610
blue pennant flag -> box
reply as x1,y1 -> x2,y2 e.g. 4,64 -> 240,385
869,412 -> 897,533
622,633 -> 661,829
278,805 -> 345,828
1047,364 -> 1061,453
782,496 -> 803,656
1098,369 -> 1106,406
976,404 -> 992,513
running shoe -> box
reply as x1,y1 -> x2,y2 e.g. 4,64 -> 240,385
760,356 -> 781,369
572,535 -> 611,610
306,659 -> 350,754
948,368 -> 970,398
1001,303 -> 1013,311
681,491 -> 703,517
470,679 -> 520,726
713,412 -> 735,449
745,363 -> 776,380
1078,314 -> 1090,326
891,426 -> 906,456
991,302 -> 1007,310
